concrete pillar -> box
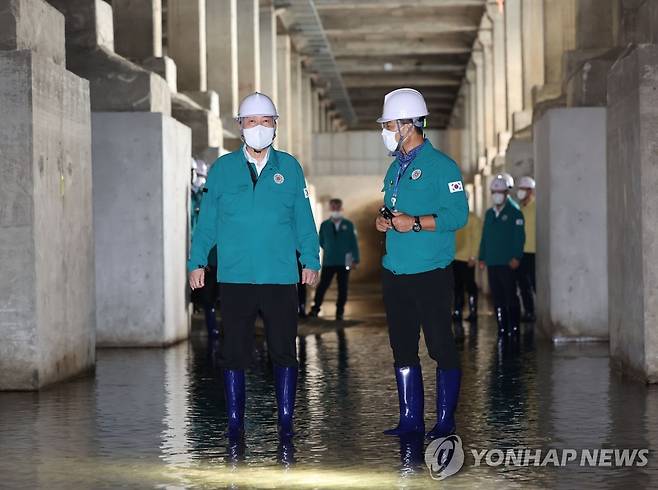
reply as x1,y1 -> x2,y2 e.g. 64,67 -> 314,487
301,72 -> 313,170
471,46 -> 486,168
513,0 -> 545,132
237,0 -> 260,100
504,0 -> 523,130
607,45 -> 658,383
487,5 -> 508,151
0,0 -> 94,390
207,0 -> 238,127
167,0 -> 207,92
565,0 -> 622,107
533,107 -> 608,340
92,113 -> 191,346
465,65 -> 478,172
532,0 -> 576,107
48,0 -> 171,113
276,33 -> 292,153
289,50 -> 302,158
112,0 -> 162,61
259,0 -> 277,104
619,0 -> 658,45
478,21 -> 495,161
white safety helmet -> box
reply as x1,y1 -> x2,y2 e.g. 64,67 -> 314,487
236,92 -> 279,120
376,88 -> 429,124
497,172 -> 514,189
191,158 -> 198,171
490,177 -> 509,192
518,176 -> 536,189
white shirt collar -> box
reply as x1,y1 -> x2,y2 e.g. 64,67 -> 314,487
242,145 -> 270,176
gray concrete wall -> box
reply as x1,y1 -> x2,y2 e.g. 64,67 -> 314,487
0,46 -> 94,389
607,44 -> 658,383
504,135 -> 534,181
534,107 -> 608,341
92,112 -> 191,347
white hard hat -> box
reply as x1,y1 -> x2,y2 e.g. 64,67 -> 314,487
518,176 -> 536,189
490,177 -> 508,192
196,161 -> 208,177
376,88 -> 429,123
497,172 -> 514,189
191,158 -> 197,171
236,92 -> 278,120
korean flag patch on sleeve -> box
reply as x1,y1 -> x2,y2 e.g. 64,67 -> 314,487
303,187 -> 309,199
448,181 -> 464,193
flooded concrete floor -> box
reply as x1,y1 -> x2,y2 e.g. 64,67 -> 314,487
1,284 -> 657,489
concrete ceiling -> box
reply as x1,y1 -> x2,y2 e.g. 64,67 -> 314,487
315,0 -> 486,129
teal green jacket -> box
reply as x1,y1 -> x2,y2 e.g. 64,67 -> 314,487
187,147 -> 320,284
382,140 -> 469,274
479,197 -> 526,266
190,190 -> 217,267
319,218 -> 360,267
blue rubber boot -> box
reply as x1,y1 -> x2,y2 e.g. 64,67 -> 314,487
275,365 -> 298,439
223,369 -> 245,440
426,368 -> 461,440
384,365 -> 425,436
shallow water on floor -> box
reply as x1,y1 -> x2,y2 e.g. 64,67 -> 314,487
1,287 -> 657,489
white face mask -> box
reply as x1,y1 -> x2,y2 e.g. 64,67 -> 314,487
381,128 -> 399,153
243,125 -> 275,151
192,175 -> 206,192
330,211 -> 342,220
492,192 -> 506,206
517,189 -> 528,201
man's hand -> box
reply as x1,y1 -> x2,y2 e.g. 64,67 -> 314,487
375,215 -> 392,232
301,268 -> 319,286
189,268 -> 205,290
479,261 -> 486,271
391,211 -> 414,233
509,258 -> 520,270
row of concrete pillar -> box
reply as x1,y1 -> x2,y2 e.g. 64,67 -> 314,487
0,0 -> 343,390
445,0 -> 658,383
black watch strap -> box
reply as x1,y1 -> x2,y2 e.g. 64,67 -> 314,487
413,216 -> 422,232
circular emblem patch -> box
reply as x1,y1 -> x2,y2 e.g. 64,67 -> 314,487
273,173 -> 284,184
411,169 -> 422,180
502,214 -> 508,221
342,225 -> 347,230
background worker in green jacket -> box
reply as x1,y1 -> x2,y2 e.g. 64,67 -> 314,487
188,92 -> 320,442
190,158 -> 219,339
374,88 -> 468,441
308,198 -> 360,321
479,177 -> 525,337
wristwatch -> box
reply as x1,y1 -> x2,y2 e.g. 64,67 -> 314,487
412,216 -> 422,232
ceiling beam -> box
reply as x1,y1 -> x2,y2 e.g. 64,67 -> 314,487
315,0 -> 486,9
343,74 -> 462,88
321,15 -> 478,35
330,41 -> 472,57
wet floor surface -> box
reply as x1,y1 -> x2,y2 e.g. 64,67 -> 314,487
1,284 -> 657,489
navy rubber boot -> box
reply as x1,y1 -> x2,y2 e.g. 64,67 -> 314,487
384,365 -> 425,436
275,365 -> 298,439
426,368 -> 461,440
223,369 -> 245,440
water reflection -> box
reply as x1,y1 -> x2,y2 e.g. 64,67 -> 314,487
0,289 -> 657,488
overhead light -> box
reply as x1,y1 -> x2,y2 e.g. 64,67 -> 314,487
383,62 -> 393,72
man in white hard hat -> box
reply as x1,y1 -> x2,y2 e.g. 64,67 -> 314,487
374,88 -> 469,441
515,176 -> 536,322
187,92 -> 320,441
479,177 -> 525,337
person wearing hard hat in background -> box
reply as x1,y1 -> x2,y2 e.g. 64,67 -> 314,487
516,176 -> 536,322
188,92 -> 320,441
499,172 -> 516,203
374,88 -> 468,440
479,177 -> 525,337
452,201 -> 482,330
308,198 -> 360,321
190,159 -> 219,339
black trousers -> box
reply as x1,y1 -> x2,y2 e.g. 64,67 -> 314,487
453,260 -> 478,312
517,253 -> 536,315
191,266 -> 218,309
382,266 -> 459,369
218,283 -> 298,369
488,265 -> 521,325
312,266 -> 350,313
